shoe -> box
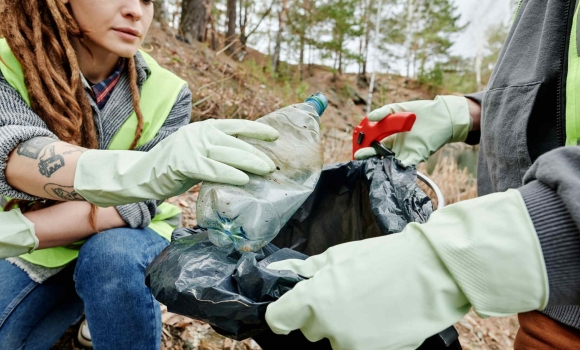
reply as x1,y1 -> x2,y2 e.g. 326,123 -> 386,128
77,318 -> 93,348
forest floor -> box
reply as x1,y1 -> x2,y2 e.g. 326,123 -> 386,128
52,25 -> 518,350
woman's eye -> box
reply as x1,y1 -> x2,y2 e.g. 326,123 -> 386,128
142,0 -> 155,4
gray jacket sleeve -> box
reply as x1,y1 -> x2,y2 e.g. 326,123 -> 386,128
0,69 -> 192,229
0,74 -> 58,201
517,147 -> 580,308
115,85 -> 192,228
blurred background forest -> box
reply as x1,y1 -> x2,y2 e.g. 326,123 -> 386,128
54,0 -> 524,349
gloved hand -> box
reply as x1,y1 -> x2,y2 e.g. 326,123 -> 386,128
74,119 -> 279,207
0,209 -> 37,259
354,96 -> 472,166
265,190 -> 549,350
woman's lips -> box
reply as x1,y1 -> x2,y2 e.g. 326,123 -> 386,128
112,28 -> 141,41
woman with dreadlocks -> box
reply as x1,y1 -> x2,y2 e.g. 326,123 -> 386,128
0,0 -> 278,348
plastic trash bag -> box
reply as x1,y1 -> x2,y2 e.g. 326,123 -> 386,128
271,156 -> 433,254
145,228 -> 308,340
146,156 -> 443,341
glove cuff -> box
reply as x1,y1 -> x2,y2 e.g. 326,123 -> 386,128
74,150 -> 153,207
437,95 -> 473,143
13,209 -> 37,251
425,190 -> 550,317
0,209 -> 38,259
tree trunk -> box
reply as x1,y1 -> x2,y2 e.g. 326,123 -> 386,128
299,36 -> 305,81
272,0 -> 289,74
404,0 -> 417,78
209,15 -> 218,50
154,0 -> 169,29
338,48 -> 343,75
272,29 -> 283,74
474,36 -> 485,90
412,49 -> 417,78
299,0 -> 310,80
226,0 -> 237,55
179,0 -> 213,43
308,43 -> 314,77
361,0 -> 374,77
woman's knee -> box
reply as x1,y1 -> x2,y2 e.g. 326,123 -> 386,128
74,227 -> 167,294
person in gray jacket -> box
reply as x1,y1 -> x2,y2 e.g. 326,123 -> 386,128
264,1 -> 580,349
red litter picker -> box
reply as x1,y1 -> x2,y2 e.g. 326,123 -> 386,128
352,112 -> 416,159
352,110 -> 446,209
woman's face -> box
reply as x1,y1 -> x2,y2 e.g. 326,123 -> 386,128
64,0 -> 154,58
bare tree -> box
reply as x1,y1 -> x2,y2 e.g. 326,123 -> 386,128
404,0 -> 418,78
360,0 -> 375,78
272,0 -> 289,74
180,0 -> 213,43
226,0 -> 238,54
154,0 -> 169,29
238,0 -> 275,49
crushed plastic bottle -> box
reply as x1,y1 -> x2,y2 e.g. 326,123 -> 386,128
196,92 -> 328,252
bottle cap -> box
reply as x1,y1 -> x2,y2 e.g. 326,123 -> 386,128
305,92 -> 328,116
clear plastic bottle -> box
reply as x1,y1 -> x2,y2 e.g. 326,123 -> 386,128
196,92 -> 328,252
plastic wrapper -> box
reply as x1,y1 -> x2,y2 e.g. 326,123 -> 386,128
146,156 -> 449,343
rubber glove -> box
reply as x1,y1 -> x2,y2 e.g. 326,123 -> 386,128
74,119 -> 279,207
0,209 -> 37,259
354,96 -> 472,166
265,190 -> 548,350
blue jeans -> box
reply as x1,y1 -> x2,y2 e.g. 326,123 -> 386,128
0,227 -> 169,350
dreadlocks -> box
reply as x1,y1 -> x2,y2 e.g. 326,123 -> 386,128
0,0 -> 146,229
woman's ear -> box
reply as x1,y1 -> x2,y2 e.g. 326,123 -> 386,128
61,0 -> 70,4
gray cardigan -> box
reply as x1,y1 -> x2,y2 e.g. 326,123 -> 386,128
0,52 -> 192,282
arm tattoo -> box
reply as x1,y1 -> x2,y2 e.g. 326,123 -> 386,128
38,146 -> 65,178
62,147 -> 85,155
17,138 -> 57,159
44,183 -> 85,201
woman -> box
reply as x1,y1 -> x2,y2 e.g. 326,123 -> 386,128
0,0 -> 278,349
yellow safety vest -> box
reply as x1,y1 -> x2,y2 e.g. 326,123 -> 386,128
0,38 -> 186,267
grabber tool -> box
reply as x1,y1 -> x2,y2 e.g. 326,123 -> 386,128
352,112 -> 416,159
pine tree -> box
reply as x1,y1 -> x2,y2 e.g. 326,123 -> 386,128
388,0 -> 463,78
287,0 -> 316,80
315,0 -> 363,75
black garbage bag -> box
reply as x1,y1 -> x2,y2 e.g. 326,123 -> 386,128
271,156 -> 433,254
145,156 -> 456,346
145,228 -> 308,340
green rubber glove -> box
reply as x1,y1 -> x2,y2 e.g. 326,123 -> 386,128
354,96 -> 472,166
266,190 -> 549,350
74,119 -> 279,207
0,209 -> 38,259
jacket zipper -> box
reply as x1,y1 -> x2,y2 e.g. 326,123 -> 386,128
512,0 -> 523,23
558,0 -> 576,146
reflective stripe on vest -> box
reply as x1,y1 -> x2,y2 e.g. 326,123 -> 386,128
0,39 -> 186,267
566,6 -> 580,146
